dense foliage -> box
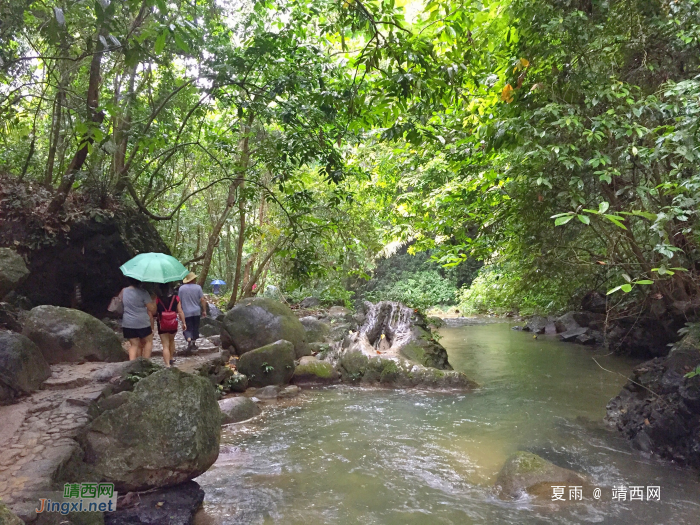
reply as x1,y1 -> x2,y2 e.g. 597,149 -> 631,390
3,0 -> 700,314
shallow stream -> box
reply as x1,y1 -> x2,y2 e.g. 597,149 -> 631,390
197,322 -> 700,524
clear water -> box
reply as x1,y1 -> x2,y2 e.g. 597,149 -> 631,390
197,323 -> 700,524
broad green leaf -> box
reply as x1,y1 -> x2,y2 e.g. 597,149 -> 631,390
620,284 -> 632,293
577,214 -> 590,225
154,30 -> 167,54
554,215 -> 574,226
636,280 -> 653,285
598,201 -> 609,213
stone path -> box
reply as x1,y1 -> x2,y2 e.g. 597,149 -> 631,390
0,328 -> 224,523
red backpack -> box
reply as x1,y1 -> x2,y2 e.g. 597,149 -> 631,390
157,296 -> 179,332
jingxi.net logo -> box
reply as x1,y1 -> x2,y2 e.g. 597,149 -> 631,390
36,483 -> 117,515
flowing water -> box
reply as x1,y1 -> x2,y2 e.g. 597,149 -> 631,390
197,322 -> 700,524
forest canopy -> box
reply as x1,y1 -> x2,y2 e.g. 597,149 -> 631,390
2,0 -> 700,314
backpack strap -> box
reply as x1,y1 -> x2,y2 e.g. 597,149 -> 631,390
168,295 -> 176,312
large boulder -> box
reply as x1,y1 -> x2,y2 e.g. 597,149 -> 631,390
344,301 -> 453,370
219,396 -> 261,424
220,297 -> 309,358
299,316 -> 330,343
495,451 -> 589,499
104,480 -> 204,525
0,332 -> 51,404
0,248 -> 29,300
22,305 -> 127,364
292,356 -> 338,385
236,339 -> 296,388
80,368 -> 221,491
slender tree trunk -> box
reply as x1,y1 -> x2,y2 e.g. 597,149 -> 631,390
197,113 -> 254,288
240,237 -> 283,298
47,26 -> 109,215
228,195 -> 247,307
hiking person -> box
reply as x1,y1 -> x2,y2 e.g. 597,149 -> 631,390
156,283 -> 186,367
178,272 -> 207,354
121,277 -> 156,360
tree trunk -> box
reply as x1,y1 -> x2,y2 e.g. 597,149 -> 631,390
228,191 -> 247,308
47,26 -> 109,215
197,113 -> 254,287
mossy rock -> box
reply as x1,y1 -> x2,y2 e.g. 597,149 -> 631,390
293,359 -> 338,385
299,316 -> 330,343
23,305 -> 127,364
221,297 -> 309,358
0,502 -> 23,525
219,396 -> 261,424
338,351 -> 369,383
495,451 -> 590,500
236,339 -> 295,387
399,326 -> 452,370
0,248 -> 29,300
0,332 -> 51,404
80,368 -> 221,492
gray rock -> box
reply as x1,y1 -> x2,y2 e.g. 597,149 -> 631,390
581,290 -> 607,314
220,297 -> 310,358
554,312 -> 581,333
299,296 -> 320,308
0,332 -> 51,404
523,316 -> 548,334
199,317 -> 222,338
80,368 -> 221,492
207,302 -> 223,320
327,306 -> 352,321
207,335 -> 221,347
299,316 -> 330,343
0,248 -> 29,300
559,327 -> 590,343
219,396 -> 261,424
236,339 -> 296,387
495,451 -> 589,500
104,480 -> 204,525
309,342 -> 332,356
255,385 -> 281,399
0,301 -> 22,332
23,305 -> 127,364
279,385 -> 301,398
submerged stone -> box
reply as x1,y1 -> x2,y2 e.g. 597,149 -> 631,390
495,451 -> 589,500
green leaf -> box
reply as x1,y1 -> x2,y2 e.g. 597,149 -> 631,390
635,280 -> 653,285
154,30 -> 167,54
577,214 -> 590,225
554,215 -> 574,226
172,29 -> 190,53
620,284 -> 632,293
606,286 -> 622,295
598,201 -> 609,214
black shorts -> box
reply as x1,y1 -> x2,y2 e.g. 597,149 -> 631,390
123,326 -> 152,339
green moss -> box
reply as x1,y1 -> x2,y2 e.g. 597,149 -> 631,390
512,451 -> 549,474
379,360 -> 400,383
295,361 -> 333,379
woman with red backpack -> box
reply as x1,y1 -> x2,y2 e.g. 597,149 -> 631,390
156,283 -> 187,367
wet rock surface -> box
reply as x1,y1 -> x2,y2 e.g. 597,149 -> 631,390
105,480 -> 204,525
221,298 -> 309,358
219,397 -> 261,424
299,316 -> 330,343
606,326 -> 700,469
23,306 -> 127,364
495,451 -> 590,500
292,356 -> 338,385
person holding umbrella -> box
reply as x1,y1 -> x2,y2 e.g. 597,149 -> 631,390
179,272 -> 207,354
120,278 -> 157,360
119,253 -> 190,361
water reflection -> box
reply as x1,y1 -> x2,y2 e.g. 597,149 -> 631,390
197,323 -> 700,524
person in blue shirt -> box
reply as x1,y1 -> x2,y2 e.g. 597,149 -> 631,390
178,272 -> 207,354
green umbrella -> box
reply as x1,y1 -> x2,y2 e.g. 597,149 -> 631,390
119,253 -> 189,283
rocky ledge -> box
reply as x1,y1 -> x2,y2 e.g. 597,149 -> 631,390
605,324 -> 700,469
